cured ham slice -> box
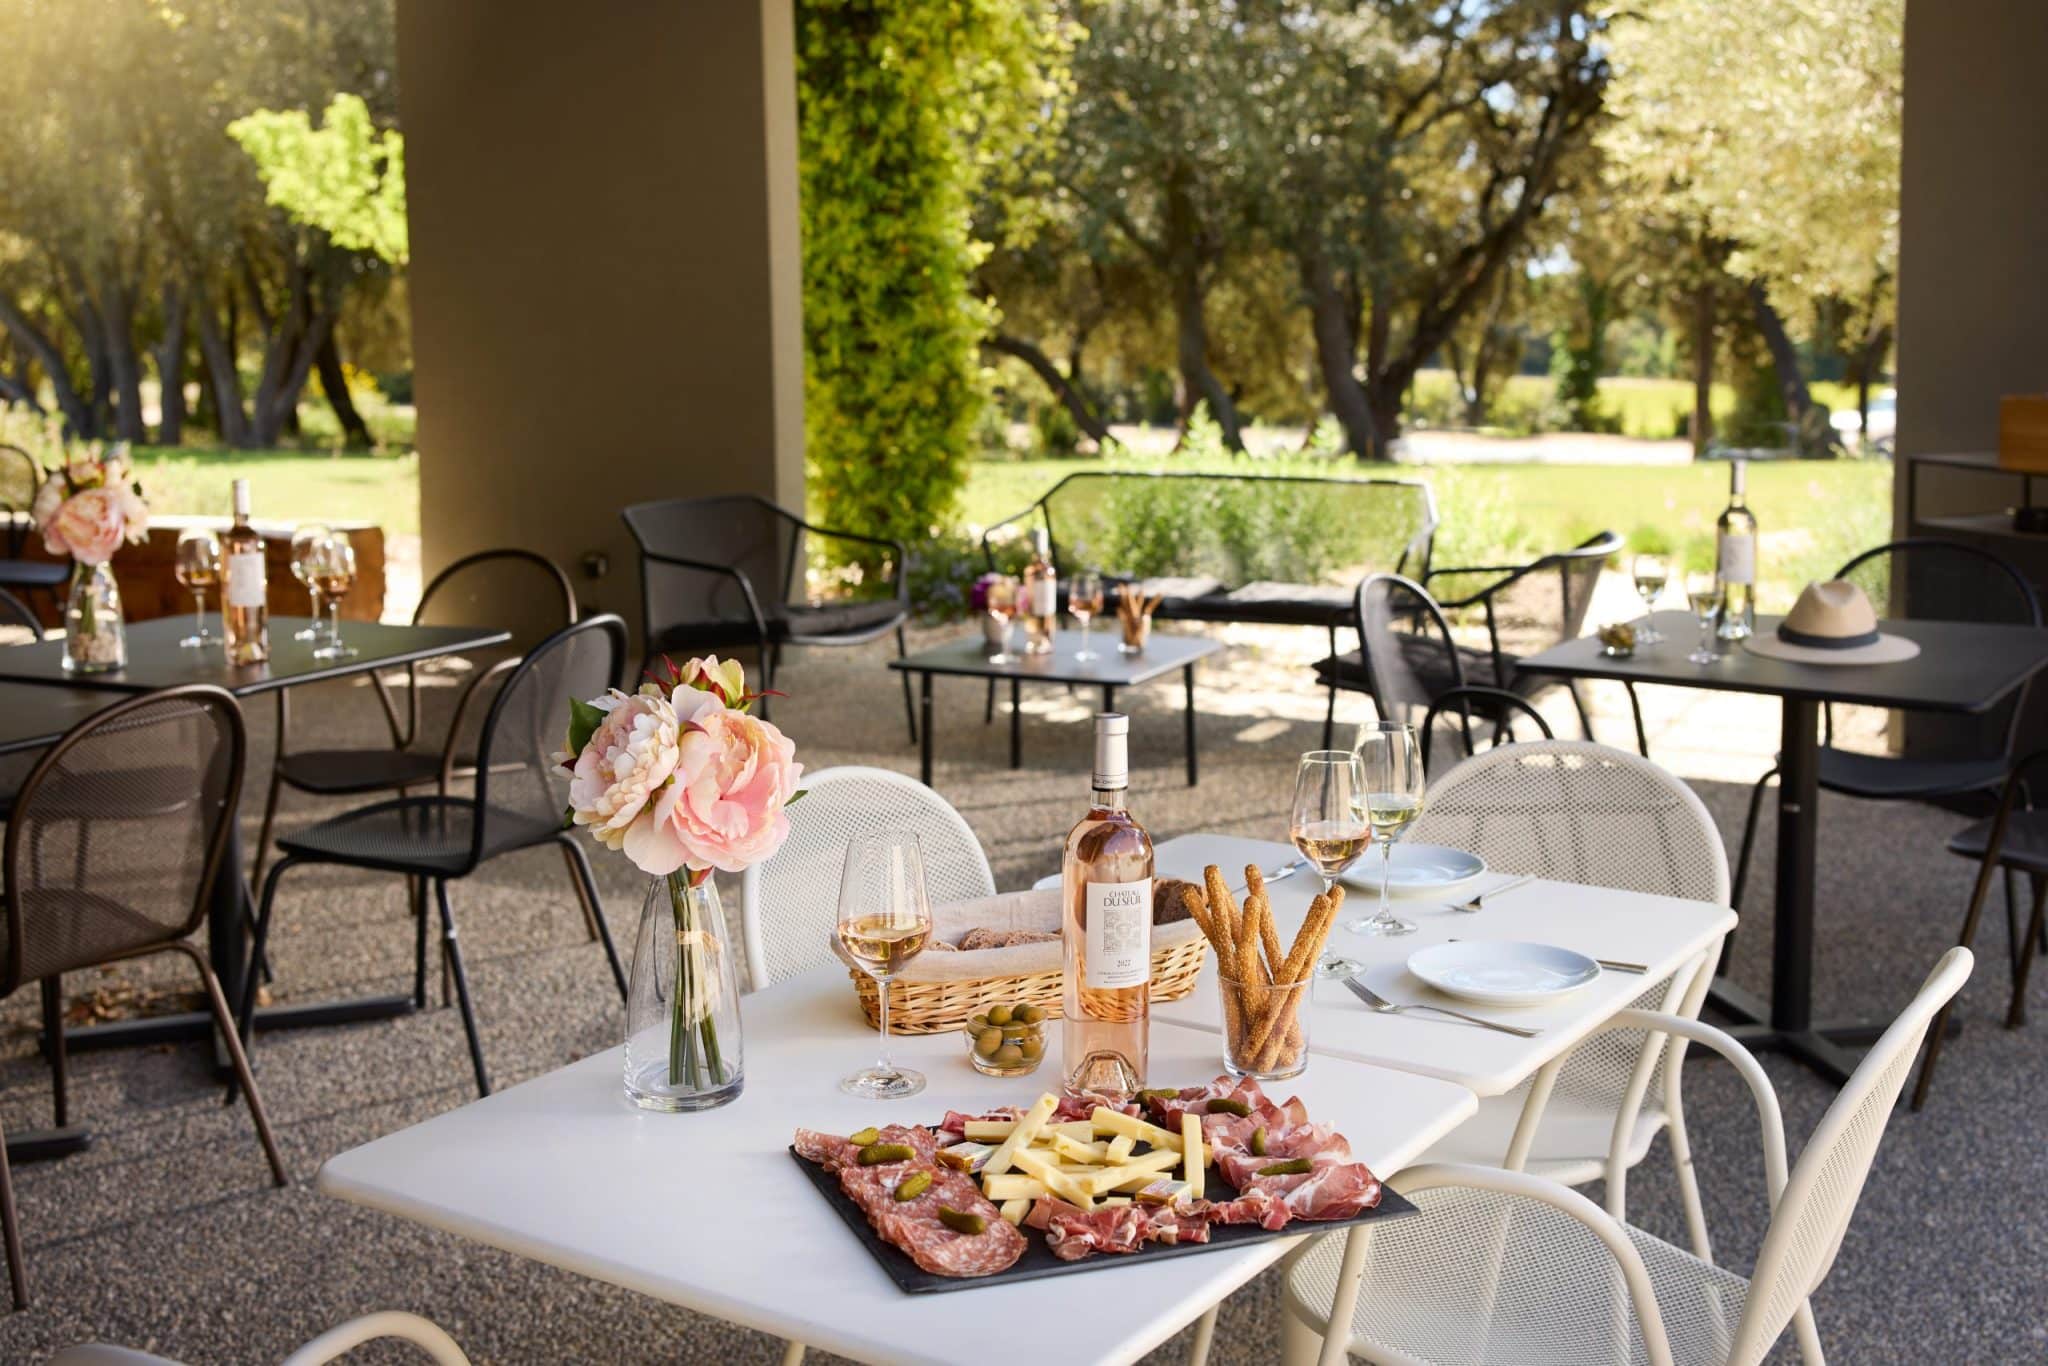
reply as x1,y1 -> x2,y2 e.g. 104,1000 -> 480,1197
1042,1201 -> 1213,1260
793,1123 -> 937,1171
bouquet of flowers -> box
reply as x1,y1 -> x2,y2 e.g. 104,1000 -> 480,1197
559,655 -> 803,1100
32,442 -> 150,565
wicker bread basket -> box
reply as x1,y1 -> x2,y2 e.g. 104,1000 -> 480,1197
841,887 -> 1208,1034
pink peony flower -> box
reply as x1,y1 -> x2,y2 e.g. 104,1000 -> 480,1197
675,655 -> 747,707
564,690 -> 682,858
635,706 -> 803,875
44,487 -> 127,565
29,475 -> 64,533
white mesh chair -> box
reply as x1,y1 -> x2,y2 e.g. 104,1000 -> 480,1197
1405,741 -> 1729,1259
50,1310 -> 470,1366
741,766 -> 994,989
1282,947 -> 1972,1366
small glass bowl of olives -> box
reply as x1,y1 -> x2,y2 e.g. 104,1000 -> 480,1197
964,1000 -> 1049,1077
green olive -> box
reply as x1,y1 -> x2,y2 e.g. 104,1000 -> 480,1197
974,1027 -> 1004,1057
1000,1022 -> 1033,1040
967,1014 -> 990,1033
1018,1035 -> 1044,1060
1016,1004 -> 1045,1024
993,1043 -> 1025,1066
987,1004 -> 1014,1026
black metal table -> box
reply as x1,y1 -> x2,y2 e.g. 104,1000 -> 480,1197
1517,609 -> 2048,1083
0,615 -> 511,1061
889,630 -> 1222,787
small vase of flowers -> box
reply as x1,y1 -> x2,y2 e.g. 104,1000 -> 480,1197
32,443 -> 149,674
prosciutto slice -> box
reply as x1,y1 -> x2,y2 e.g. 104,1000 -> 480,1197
1041,1201 -> 1213,1261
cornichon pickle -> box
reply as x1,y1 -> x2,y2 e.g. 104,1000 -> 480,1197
1137,1087 -> 1178,1104
987,1004 -> 1014,1026
1250,1126 -> 1268,1156
848,1126 -> 880,1146
938,1206 -> 987,1235
1257,1157 -> 1312,1176
1016,1004 -> 1045,1024
1207,1097 -> 1251,1117
894,1170 -> 933,1201
858,1142 -> 916,1165
974,1027 -> 1004,1056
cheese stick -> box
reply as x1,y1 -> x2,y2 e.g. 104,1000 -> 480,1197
1077,1148 -> 1182,1195
982,1094 -> 1059,1176
1105,1133 -> 1136,1162
1009,1145 -> 1097,1206
1182,1112 -> 1205,1200
1091,1106 -> 1184,1152
981,1174 -> 1049,1201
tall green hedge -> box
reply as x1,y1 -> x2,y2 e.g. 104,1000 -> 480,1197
796,0 -> 1071,561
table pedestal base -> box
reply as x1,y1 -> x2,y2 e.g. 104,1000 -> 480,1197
1708,977 -> 1959,1086
56,993 -> 417,1063
4,1126 -> 92,1165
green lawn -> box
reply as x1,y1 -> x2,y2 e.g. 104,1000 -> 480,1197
1407,372 -> 1866,440
132,446 -> 421,536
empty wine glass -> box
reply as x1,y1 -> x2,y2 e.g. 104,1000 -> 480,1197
836,830 -> 934,1099
174,529 -> 221,649
1350,720 -> 1425,936
291,523 -> 333,642
1631,553 -> 1667,645
310,536 -> 359,660
1292,750 -> 1371,979
1686,570 -> 1723,665
985,574 -> 1020,664
1070,570 -> 1105,662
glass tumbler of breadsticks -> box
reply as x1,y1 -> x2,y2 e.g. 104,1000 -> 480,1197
1184,863 -> 1335,1083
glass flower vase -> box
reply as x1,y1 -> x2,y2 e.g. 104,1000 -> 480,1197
624,871 -> 744,1112
62,561 -> 126,674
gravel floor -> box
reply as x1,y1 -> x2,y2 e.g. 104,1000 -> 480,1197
0,620 -> 2041,1364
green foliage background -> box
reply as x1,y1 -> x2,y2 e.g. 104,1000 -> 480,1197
796,0 -> 1074,557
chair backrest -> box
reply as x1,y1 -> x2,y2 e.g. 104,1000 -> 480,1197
0,443 -> 38,557
1357,573 -> 1466,727
1,686 -> 243,995
1730,947 -> 1974,1366
0,586 -> 41,641
741,766 -> 995,989
467,614 -> 625,870
622,495 -> 798,642
1419,685 -> 1554,768
408,548 -> 578,752
1834,538 -> 2041,761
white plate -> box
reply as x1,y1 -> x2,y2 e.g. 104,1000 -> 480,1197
1341,844 -> 1487,899
1406,941 -> 1601,1007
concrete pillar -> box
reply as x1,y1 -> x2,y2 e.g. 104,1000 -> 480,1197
396,1 -> 803,640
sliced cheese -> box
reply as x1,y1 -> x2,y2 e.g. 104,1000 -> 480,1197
963,1120 -> 1017,1142
1079,1148 -> 1182,1195
981,1174 -> 1049,1201
1051,1132 -> 1110,1163
1092,1106 -> 1184,1152
1102,1196 -> 1132,1207
1009,1145 -> 1097,1206
982,1094 -> 1059,1177
1182,1112 -> 1205,1200
998,1198 -> 1031,1226
1105,1133 -> 1136,1162
1051,1120 -> 1096,1144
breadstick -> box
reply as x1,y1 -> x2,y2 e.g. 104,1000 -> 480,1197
1235,892 -> 1268,1037
1258,902 -> 1285,983
1181,884 -> 1237,981
1242,888 -> 1341,1061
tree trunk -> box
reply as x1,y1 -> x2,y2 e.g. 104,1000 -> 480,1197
155,283 -> 187,446
984,333 -> 1114,445
1691,283 -> 1716,458
315,332 -> 371,448
1748,280 -> 1812,429
193,284 -> 252,448
250,309 -> 337,448
0,291 -> 90,434
1170,269 -> 1242,450
102,277 -> 147,445
1300,250 -> 1377,456
1360,281 -> 1403,461
1850,319 -> 1892,439
1362,376 -> 1405,463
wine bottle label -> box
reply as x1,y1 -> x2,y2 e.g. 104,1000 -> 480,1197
1028,575 -> 1057,615
225,551 -> 266,608
1717,534 -> 1755,584
1084,878 -> 1152,989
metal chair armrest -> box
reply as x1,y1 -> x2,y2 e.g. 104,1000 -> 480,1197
636,549 -> 771,640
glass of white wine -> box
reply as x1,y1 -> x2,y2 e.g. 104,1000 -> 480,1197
985,574 -> 1020,664
310,536 -> 359,660
836,830 -> 934,1099
1070,570 -> 1105,662
1291,750 -> 1371,979
174,528 -> 221,648
1631,553 -> 1667,645
1350,720 -> 1425,936
1686,569 -> 1722,665
291,523 -> 333,642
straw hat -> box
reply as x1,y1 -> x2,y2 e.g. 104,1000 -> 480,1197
1742,579 -> 1921,665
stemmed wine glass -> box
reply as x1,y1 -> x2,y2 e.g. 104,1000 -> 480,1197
1350,720 -> 1426,937
310,536 -> 359,660
174,529 -> 221,649
1685,570 -> 1723,665
291,524 -> 333,642
1291,750 -> 1371,979
1070,570 -> 1104,662
985,574 -> 1020,664
836,830 -> 934,1099
1631,553 -> 1667,645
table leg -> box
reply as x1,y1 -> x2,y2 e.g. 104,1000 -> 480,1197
1184,664 -> 1198,787
920,673 -> 934,786
1009,678 -> 1022,769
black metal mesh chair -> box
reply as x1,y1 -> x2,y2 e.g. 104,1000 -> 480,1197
252,550 -> 597,940
1732,538 -> 2044,908
621,495 -> 916,741
0,686 -> 288,1308
239,615 -> 631,1097
1420,685 -> 1557,769
0,445 -> 67,612
1315,573 -> 1509,747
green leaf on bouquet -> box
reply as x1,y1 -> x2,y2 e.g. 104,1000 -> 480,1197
567,697 -> 606,757
782,787 -> 808,808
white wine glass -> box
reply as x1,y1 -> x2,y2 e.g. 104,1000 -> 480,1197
291,524 -> 332,642
1350,720 -> 1425,936
174,529 -> 221,648
310,536 -> 359,660
1686,569 -> 1722,665
985,574 -> 1020,664
836,830 -> 933,1099
1070,570 -> 1104,662
1631,553 -> 1667,645
1291,750 -> 1370,979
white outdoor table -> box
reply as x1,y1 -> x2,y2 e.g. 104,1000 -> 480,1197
318,957 -> 1475,1366
1139,834 -> 1738,1099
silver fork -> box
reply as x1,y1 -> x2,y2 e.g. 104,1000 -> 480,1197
1340,976 -> 1541,1037
1447,873 -> 1537,913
